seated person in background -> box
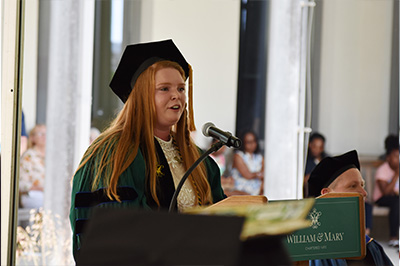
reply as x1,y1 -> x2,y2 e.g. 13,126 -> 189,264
308,150 -> 393,266
19,124 -> 47,209
372,135 -> 399,247
231,130 -> 264,195
304,132 -> 328,197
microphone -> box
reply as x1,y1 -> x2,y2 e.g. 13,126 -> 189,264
202,122 -> 242,148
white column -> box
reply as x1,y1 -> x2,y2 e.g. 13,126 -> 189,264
1,1 -> 23,264
317,0 -> 393,156
43,0 -> 94,264
140,0 -> 240,149
21,0 -> 39,132
264,0 -> 311,200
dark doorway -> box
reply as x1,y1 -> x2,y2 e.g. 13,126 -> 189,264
235,0 -> 269,150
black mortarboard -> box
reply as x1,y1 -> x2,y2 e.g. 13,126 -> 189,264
308,150 -> 360,197
109,39 -> 190,103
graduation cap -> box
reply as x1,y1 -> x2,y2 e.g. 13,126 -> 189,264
109,39 -> 196,130
308,150 -> 360,197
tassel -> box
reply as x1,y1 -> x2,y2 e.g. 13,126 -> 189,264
188,64 -> 196,131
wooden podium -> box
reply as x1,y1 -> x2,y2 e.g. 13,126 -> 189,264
206,195 -> 268,208
76,194 -> 366,265
76,195 -> 294,265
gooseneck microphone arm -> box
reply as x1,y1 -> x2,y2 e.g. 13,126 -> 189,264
168,141 -> 224,212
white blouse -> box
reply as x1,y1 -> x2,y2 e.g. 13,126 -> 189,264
155,136 -> 196,211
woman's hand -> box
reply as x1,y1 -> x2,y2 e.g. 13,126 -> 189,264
232,153 -> 264,180
377,171 -> 399,196
254,171 -> 263,180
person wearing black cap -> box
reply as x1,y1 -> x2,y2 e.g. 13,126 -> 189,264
308,150 -> 366,198
373,135 -> 399,247
69,39 -> 226,259
308,150 -> 393,266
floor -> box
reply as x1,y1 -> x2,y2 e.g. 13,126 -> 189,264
373,237 -> 399,266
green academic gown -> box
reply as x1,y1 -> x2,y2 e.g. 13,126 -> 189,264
69,140 -> 226,260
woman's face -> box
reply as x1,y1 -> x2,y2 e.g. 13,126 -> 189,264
387,149 -> 399,171
309,138 -> 324,158
154,67 -> 186,131
243,133 -> 257,154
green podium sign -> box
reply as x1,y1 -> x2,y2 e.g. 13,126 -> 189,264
285,194 -> 365,261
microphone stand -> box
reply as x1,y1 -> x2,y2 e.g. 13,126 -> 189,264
168,141 -> 224,212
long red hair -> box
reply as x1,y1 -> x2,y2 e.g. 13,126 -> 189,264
74,61 -> 212,206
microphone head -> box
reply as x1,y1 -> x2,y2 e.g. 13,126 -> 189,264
202,122 -> 215,137
232,138 -> 242,149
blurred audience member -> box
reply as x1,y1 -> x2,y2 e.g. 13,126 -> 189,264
304,132 -> 328,197
19,124 -> 46,209
231,130 -> 264,195
373,134 -> 399,247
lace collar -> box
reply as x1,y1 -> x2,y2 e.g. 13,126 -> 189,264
155,135 -> 174,151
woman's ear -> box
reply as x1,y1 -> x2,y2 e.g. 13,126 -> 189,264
321,187 -> 331,195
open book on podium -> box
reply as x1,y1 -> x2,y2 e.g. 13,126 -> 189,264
186,195 -> 315,239
77,195 -> 314,265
